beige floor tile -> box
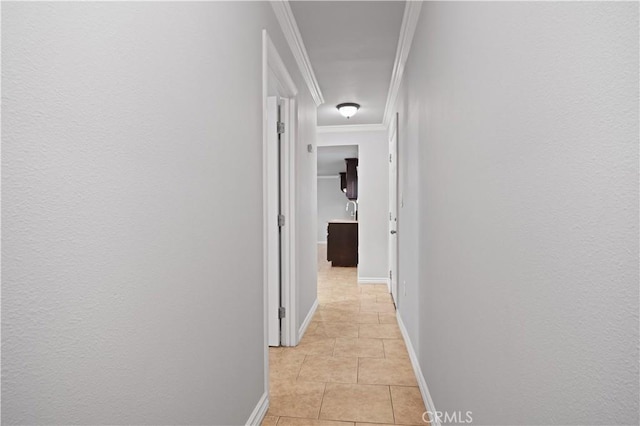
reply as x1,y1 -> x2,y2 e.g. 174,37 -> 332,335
355,312 -> 379,324
322,301 -> 361,313
357,294 -> 378,303
382,339 -> 410,359
261,415 -> 278,426
359,284 -> 389,294
390,386 -> 429,425
308,322 -> 359,339
315,309 -> 357,323
376,293 -> 394,303
268,380 -> 326,419
358,323 -> 402,339
270,351 -> 307,381
291,337 -> 336,356
298,355 -> 358,383
320,383 -> 394,424
359,302 -> 396,313
378,313 -> 397,324
333,338 -> 384,358
358,358 -> 417,386
277,417 -> 355,426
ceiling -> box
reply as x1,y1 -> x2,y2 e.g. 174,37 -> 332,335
317,145 -> 359,176
290,1 -> 405,126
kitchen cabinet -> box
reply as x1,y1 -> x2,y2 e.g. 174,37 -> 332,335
345,158 -> 358,200
327,221 -> 358,267
339,172 -> 347,194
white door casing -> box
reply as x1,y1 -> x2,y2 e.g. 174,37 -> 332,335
266,96 -> 280,347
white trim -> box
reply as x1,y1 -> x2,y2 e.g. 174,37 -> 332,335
317,175 -> 340,180
270,0 -> 324,106
298,299 -> 319,341
281,98 -> 298,347
317,123 -> 387,134
382,1 -> 423,128
245,392 -> 269,426
266,35 -> 298,98
261,29 -> 271,401
396,311 -> 440,426
357,277 -> 390,285
317,241 -> 327,245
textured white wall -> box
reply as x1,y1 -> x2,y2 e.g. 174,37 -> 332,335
395,2 -> 639,424
317,131 -> 389,281
317,178 -> 352,243
1,2 -> 317,424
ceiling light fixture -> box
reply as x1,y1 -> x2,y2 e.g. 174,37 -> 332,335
337,103 -> 360,119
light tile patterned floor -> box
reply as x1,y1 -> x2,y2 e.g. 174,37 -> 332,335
264,246 -> 429,426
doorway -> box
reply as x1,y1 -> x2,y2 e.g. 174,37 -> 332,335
263,29 -> 299,355
317,145 -> 360,273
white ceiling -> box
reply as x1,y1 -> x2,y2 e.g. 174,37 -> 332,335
290,1 -> 405,126
317,145 -> 359,176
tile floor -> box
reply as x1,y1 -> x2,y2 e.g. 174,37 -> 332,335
263,246 -> 429,426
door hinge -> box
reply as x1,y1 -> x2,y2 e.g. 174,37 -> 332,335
278,306 -> 286,319
277,122 -> 285,134
389,270 -> 392,280
278,214 -> 285,227
389,153 -> 392,163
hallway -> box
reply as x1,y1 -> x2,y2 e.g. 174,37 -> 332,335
263,246 -> 428,426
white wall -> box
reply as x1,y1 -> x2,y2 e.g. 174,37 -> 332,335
317,177 -> 352,243
395,2 -> 639,425
1,2 -> 317,424
317,131 -> 389,282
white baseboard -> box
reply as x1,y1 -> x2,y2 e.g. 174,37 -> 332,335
245,391 -> 269,426
298,298 -> 319,341
358,277 -> 389,285
317,241 -> 327,245
396,311 -> 440,426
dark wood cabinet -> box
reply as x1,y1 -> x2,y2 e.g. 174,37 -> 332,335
327,222 -> 358,267
345,158 -> 358,200
339,172 -> 347,194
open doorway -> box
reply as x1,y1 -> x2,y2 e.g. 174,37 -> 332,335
317,145 -> 360,272
262,29 -> 298,358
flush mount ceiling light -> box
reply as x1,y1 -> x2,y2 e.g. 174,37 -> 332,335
337,103 -> 360,119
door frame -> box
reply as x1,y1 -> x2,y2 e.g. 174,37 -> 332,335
262,28 -> 299,386
388,113 -> 399,305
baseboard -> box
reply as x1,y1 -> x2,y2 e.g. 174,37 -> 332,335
357,277 -> 389,285
298,298 -> 319,341
396,311 -> 440,426
245,391 -> 269,426
317,241 -> 327,245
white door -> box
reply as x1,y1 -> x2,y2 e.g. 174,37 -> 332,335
388,116 -> 399,306
267,96 -> 282,346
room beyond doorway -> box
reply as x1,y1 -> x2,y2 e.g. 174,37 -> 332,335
317,145 -> 360,269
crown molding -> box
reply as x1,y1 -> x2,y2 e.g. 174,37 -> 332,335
317,123 -> 387,134
382,0 -> 423,128
270,1 -> 325,106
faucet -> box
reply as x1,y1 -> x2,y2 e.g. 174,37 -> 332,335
346,200 -> 358,219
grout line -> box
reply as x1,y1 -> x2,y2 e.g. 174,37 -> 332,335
317,382 -> 327,420
388,385 -> 397,424
295,355 -> 307,381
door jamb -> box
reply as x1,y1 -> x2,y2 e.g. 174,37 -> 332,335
262,28 -> 299,395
